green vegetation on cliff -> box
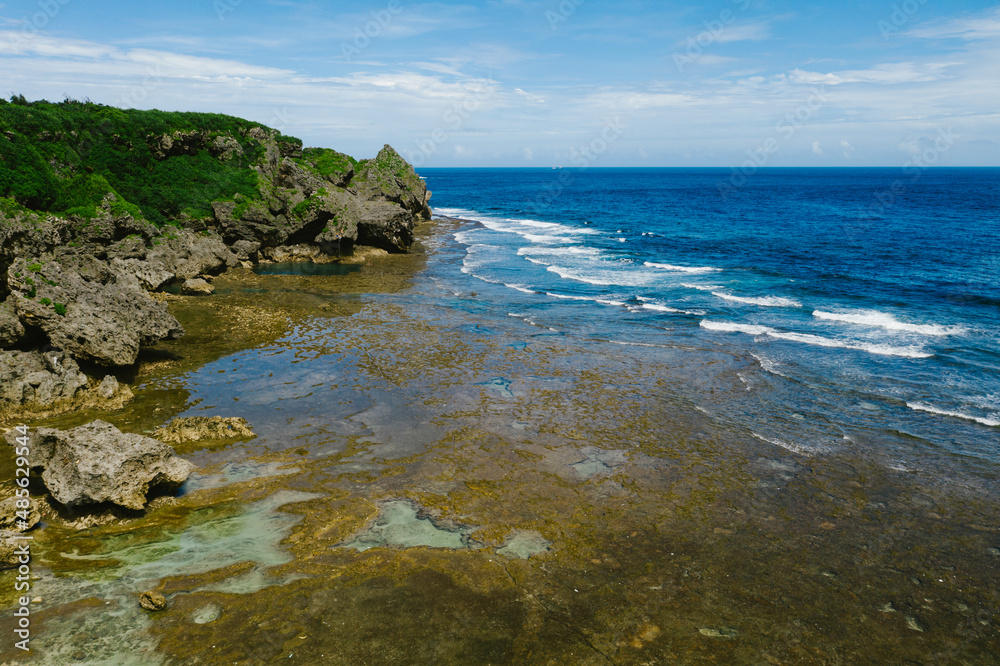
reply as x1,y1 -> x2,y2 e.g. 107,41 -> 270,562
0,97 -> 302,226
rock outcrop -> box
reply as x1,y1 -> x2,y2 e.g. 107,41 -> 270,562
153,415 -> 255,443
181,278 -> 214,295
7,255 -> 184,366
0,350 -> 89,408
5,420 -> 195,511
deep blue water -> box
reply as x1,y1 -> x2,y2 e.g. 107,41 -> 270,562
419,167 -> 1000,470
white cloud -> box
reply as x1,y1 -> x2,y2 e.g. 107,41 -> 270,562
784,62 -> 954,86
714,22 -> 771,44
908,7 -> 1000,40
514,87 -> 546,104
688,54 -> 739,67
0,33 -> 293,79
522,147 -> 533,160
812,141 -> 823,156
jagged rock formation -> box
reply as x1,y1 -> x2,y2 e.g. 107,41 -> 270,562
4,420 -> 195,511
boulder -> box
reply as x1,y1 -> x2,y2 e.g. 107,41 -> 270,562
153,416 -> 255,443
139,591 -> 168,611
97,374 -> 119,399
355,201 -> 415,253
0,350 -> 89,409
181,278 -> 214,295
7,256 -> 184,366
146,228 -> 239,281
5,420 -> 195,511
231,240 -> 261,262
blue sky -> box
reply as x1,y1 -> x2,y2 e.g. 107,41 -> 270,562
0,0 -> 997,166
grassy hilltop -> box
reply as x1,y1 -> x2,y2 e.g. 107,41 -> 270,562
0,96 -> 427,236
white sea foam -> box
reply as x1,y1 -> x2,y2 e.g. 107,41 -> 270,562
750,352 -> 788,377
712,292 -> 802,308
505,284 -> 536,294
435,207 -> 481,219
453,230 -> 480,245
642,303 -> 683,313
608,340 -> 670,348
644,262 -> 722,274
906,402 -> 1000,427
521,233 -> 581,245
751,432 -> 819,456
546,292 -> 592,301
812,310 -> 966,336
700,321 -> 772,336
680,283 -> 723,291
517,246 -> 602,259
545,292 -> 625,307
547,265 -> 657,287
700,320 -> 933,358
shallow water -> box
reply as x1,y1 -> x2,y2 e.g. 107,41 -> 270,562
1,216 -> 998,664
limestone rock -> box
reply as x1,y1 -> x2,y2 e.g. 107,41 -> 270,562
351,145 -> 431,219
231,240 -> 261,262
108,258 -> 174,291
5,420 -> 195,511
355,201 -> 414,253
97,374 -> 118,399
146,228 -> 238,281
181,278 -> 214,295
0,350 -> 89,409
7,256 -> 184,366
139,591 -> 167,611
0,296 -> 25,347
209,135 -> 243,161
153,416 -> 255,443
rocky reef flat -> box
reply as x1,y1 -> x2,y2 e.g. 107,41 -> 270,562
0,216 -> 995,664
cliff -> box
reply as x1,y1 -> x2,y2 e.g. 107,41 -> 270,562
0,97 -> 432,418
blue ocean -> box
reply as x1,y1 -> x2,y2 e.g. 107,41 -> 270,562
420,167 -> 1000,475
